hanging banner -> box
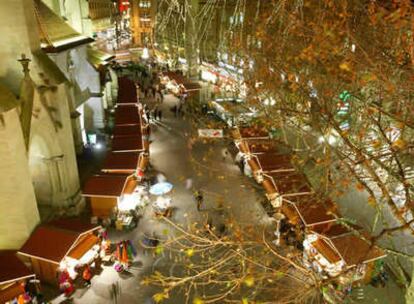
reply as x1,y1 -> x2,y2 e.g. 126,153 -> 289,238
198,129 -> 224,138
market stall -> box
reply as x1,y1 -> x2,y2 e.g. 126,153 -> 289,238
161,71 -> 201,97
150,182 -> 174,218
303,224 -> 386,284
102,151 -> 149,175
0,251 -> 37,304
83,174 -> 140,221
208,98 -> 256,127
17,220 -> 101,288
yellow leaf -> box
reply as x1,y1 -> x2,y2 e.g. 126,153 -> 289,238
193,297 -> 204,304
339,62 -> 351,72
242,298 -> 249,304
186,248 -> 195,257
368,196 -> 376,207
244,275 -> 255,287
153,292 -> 168,303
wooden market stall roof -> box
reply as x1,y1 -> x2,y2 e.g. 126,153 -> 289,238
263,171 -> 313,196
0,251 -> 35,285
250,153 -> 294,172
113,124 -> 142,137
232,126 -> 269,140
82,174 -> 134,198
114,105 -> 142,126
112,135 -> 144,152
311,226 -> 386,267
117,77 -> 138,105
87,46 -> 114,70
18,220 -> 101,264
282,195 -> 338,227
34,0 -> 93,53
102,152 -> 140,172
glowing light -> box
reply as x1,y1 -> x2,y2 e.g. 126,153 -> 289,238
141,47 -> 150,60
94,143 -> 102,150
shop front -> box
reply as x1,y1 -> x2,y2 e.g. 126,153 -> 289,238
82,174 -> 148,230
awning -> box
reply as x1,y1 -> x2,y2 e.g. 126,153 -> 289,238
240,139 -> 290,155
68,234 -> 99,260
231,127 -> 269,140
263,171 -> 313,196
82,174 -> 132,197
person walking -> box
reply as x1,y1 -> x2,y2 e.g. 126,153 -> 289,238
194,190 -> 204,211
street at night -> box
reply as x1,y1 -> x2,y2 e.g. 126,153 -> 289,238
0,1 -> 413,304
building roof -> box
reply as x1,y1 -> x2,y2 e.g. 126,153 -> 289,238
82,174 -> 131,197
113,124 -> 142,137
162,71 -> 201,92
0,251 -> 35,285
34,0 -> 93,52
114,105 -> 142,126
112,135 -> 144,152
102,152 -> 139,172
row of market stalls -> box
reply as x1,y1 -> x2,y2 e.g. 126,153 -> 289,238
230,126 -> 386,287
83,76 -> 150,231
0,79 -> 150,302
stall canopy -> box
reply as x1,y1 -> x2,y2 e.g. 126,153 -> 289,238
87,46 -> 115,70
102,152 -> 140,173
250,153 -> 294,172
83,174 -> 135,198
263,171 -> 313,196
18,221 -> 101,265
117,77 -> 138,105
310,225 -> 386,268
114,105 -> 142,126
0,251 -> 35,303
282,195 -> 338,227
112,135 -> 144,153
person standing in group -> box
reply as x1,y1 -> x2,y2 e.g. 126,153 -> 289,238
158,108 -> 163,121
194,190 -> 204,211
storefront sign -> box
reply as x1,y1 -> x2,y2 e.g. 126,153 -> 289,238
198,129 -> 224,138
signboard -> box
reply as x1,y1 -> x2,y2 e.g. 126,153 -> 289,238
198,129 -> 224,138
